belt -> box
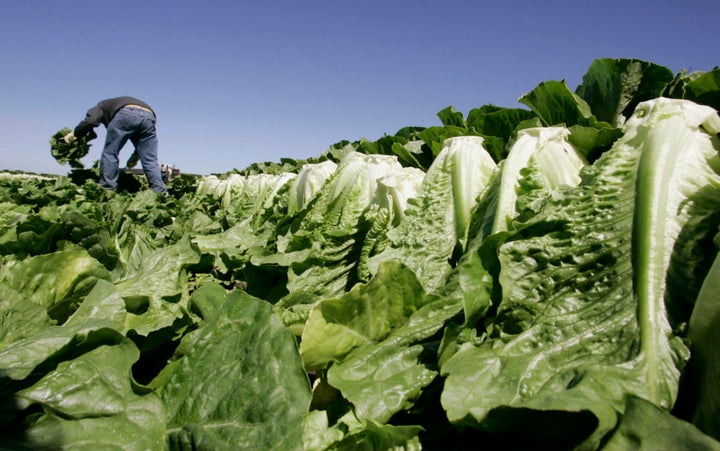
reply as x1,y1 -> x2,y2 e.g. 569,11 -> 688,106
124,104 -> 154,115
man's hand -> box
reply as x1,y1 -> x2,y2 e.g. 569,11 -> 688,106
63,131 -> 76,144
126,152 -> 140,168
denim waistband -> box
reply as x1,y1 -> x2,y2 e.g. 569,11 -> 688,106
123,104 -> 154,115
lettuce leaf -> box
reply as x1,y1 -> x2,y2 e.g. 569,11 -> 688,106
575,58 -> 674,126
160,290 -> 311,450
0,249 -> 112,324
602,396 -> 720,450
300,261 -> 461,423
115,233 -> 201,336
686,249 -> 720,439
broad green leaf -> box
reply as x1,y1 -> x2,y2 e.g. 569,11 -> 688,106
300,261 -> 434,371
187,281 -> 228,322
519,80 -> 623,160
415,125 -> 469,157
304,411 -> 423,451
61,210 -> 119,270
11,337 -> 166,450
0,202 -> 32,254
575,58 -> 674,126
327,294 -> 460,422
331,415 -> 423,451
466,104 -> 536,141
161,290 -> 311,450
519,80 -> 596,127
682,68 -> 720,111
115,233 -> 200,336
0,249 -> 112,323
436,105 -> 466,128
566,123 -> 623,162
602,396 -> 720,450
687,251 -> 720,439
664,67 -> 720,111
0,283 -> 52,347
466,104 -> 537,161
0,279 -> 126,380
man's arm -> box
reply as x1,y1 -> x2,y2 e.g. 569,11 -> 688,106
73,104 -> 103,139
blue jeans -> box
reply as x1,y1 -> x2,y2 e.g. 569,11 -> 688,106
100,107 -> 167,193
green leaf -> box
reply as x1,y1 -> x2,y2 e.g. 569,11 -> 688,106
681,69 -> 720,111
116,233 -> 201,336
602,396 -> 720,450
11,337 -> 166,450
416,125 -> 471,158
61,210 -> 119,270
303,411 -> 423,451
327,293 -> 460,423
161,290 -> 311,450
300,261 -> 433,371
518,80 -> 596,127
436,105 -> 466,128
518,80 -> 625,161
664,67 -> 720,111
0,249 -> 112,323
0,284 -> 52,347
0,279 -> 126,380
566,124 -> 623,161
575,58 -> 674,125
686,251 -> 720,439
331,414 -> 423,450
187,281 -> 228,322
467,104 -> 535,140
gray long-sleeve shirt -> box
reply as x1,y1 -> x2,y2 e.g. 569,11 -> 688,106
74,96 -> 154,138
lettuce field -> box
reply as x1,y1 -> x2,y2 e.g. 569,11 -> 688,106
2,58 -> 720,450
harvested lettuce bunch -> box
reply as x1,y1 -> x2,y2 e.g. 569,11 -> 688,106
50,127 -> 92,168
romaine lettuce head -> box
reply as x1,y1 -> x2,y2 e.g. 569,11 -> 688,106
492,126 -> 587,234
287,160 -> 338,215
441,98 -> 720,448
367,136 -> 496,292
262,152 -> 415,304
442,126 -> 588,327
49,127 -> 92,169
193,172 -> 295,229
374,166 -> 425,225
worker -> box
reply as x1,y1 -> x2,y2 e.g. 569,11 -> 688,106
66,96 -> 167,194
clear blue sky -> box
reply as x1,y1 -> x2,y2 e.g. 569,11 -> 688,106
1,0 -> 717,175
